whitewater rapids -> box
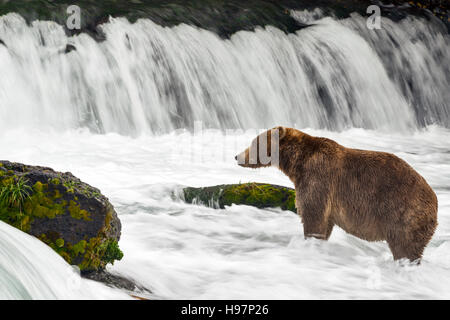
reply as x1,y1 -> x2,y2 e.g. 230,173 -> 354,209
1,127 -> 449,299
0,218 -> 130,299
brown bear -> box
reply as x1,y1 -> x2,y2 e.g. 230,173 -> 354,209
235,126 -> 438,262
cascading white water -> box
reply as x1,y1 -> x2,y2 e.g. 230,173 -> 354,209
293,9 -> 450,127
0,9 -> 449,300
0,220 -> 129,299
0,11 -> 448,135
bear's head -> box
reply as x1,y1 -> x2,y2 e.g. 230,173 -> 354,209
235,126 -> 287,168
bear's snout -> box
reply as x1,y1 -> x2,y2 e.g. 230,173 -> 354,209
235,151 -> 248,167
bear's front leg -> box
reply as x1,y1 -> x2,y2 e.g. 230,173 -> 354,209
301,214 -> 334,240
296,190 -> 334,240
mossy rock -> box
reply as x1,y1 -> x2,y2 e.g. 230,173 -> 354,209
0,161 -> 123,272
183,182 -> 296,213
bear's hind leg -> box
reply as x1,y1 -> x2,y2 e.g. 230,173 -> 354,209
387,229 -> 431,262
387,212 -> 437,262
387,239 -> 423,262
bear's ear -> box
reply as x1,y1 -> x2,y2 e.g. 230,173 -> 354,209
273,126 -> 287,140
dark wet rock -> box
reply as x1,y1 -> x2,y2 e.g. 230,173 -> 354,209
82,270 -> 151,294
0,0 -> 305,39
0,160 -> 123,272
64,43 -> 76,54
2,0 -> 446,40
182,182 -> 296,212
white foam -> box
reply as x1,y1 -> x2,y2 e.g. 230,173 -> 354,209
0,220 -> 130,299
0,127 -> 449,299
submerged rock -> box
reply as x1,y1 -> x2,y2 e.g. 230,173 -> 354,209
183,182 -> 296,213
82,270 -> 150,294
63,44 -> 76,54
0,161 -> 123,272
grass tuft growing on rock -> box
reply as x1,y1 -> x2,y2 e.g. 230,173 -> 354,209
0,176 -> 33,230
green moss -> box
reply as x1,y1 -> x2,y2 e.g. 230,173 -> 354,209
68,200 -> 91,221
63,180 -> 76,193
222,183 -> 295,211
75,209 -> 123,271
35,210 -> 121,272
24,182 -> 67,222
184,183 -> 296,213
285,191 -> 296,212
49,177 -> 61,185
80,237 -> 103,270
62,178 -> 101,199
40,233 -> 72,264
39,234 -> 121,271
33,181 -> 44,193
55,238 -> 65,248
83,188 -> 102,198
72,240 -> 87,256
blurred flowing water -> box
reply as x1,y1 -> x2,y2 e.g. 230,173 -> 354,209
0,10 -> 449,299
0,11 -> 448,134
0,220 -> 130,299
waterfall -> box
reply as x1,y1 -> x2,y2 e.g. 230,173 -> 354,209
0,11 -> 448,135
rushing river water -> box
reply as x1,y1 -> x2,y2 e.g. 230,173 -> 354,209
0,9 -> 449,299
0,11 -> 448,134
1,127 -> 449,299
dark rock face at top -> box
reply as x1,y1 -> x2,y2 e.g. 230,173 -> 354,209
0,161 -> 123,272
0,0 -> 447,40
0,0 -> 305,39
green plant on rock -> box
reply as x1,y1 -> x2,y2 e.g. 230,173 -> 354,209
102,239 -> 124,264
79,238 -> 124,271
0,177 -> 32,229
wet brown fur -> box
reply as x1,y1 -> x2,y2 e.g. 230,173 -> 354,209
236,127 -> 438,262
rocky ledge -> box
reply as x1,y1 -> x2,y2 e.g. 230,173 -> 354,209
0,0 -> 447,40
0,161 -> 123,272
